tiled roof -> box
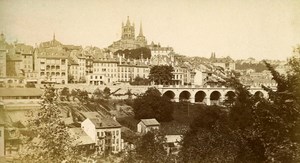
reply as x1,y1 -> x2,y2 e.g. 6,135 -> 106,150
140,118 -> 160,126
0,88 -> 43,97
39,39 -> 63,48
82,112 -> 121,129
68,128 -> 95,145
15,43 -> 34,54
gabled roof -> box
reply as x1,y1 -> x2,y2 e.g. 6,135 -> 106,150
82,112 -> 121,129
68,128 -> 95,146
0,88 -> 43,97
140,118 -> 160,126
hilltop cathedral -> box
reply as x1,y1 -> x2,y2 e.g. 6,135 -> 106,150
108,16 -> 147,52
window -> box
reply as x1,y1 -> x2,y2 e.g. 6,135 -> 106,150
97,132 -> 99,137
116,146 -> 119,151
116,130 -> 119,136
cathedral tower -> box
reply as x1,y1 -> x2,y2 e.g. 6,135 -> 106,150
121,16 -> 135,40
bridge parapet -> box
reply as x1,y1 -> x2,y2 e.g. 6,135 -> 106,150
157,85 -> 273,105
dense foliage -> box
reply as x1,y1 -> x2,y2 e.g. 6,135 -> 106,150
149,65 -> 174,85
179,57 -> 300,162
114,47 -> 151,59
133,87 -> 173,122
60,87 -> 70,101
179,106 -> 244,162
236,62 -> 277,72
121,131 -> 171,163
20,85 -> 79,162
130,76 -> 150,85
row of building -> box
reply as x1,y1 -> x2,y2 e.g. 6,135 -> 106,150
0,17 -> 241,87
0,32 -> 198,86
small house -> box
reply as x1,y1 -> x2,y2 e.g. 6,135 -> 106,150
137,119 -> 160,134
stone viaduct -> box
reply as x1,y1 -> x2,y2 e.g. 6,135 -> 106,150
52,84 -> 273,106
156,85 -> 271,105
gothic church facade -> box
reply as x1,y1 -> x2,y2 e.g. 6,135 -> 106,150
108,17 -> 147,52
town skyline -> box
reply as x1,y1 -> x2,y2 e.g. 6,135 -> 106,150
1,0 -> 300,60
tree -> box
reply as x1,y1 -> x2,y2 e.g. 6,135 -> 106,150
130,76 -> 150,85
179,57 -> 300,162
226,58 -> 300,162
114,47 -> 151,59
133,87 -> 173,122
179,105 -> 243,163
76,89 -> 89,103
60,87 -> 70,101
71,89 -> 77,101
149,65 -> 174,85
103,87 -> 111,100
121,131 -> 170,163
20,85 -> 79,162
93,88 -> 104,100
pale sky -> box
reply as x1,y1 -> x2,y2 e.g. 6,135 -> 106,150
0,0 -> 300,60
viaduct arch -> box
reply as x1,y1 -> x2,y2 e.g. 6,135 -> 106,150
159,86 -> 270,105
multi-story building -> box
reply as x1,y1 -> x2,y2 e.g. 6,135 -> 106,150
81,112 -> 122,154
16,43 -> 34,75
6,54 -> 22,77
92,59 -> 118,83
28,35 -> 70,84
70,52 -> 86,82
87,74 -> 107,85
68,57 -> 80,83
34,50 -> 68,84
117,57 -> 150,82
148,42 -> 174,57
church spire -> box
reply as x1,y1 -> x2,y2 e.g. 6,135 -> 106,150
53,33 -> 56,41
126,16 -> 130,26
139,21 -> 143,36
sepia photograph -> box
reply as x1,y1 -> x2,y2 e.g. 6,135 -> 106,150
0,0 -> 299,162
